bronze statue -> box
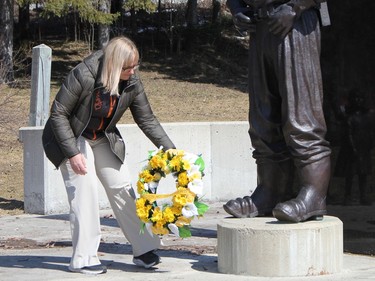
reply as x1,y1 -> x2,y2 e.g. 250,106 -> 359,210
224,0 -> 332,222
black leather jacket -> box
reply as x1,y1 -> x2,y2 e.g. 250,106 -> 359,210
42,50 -> 175,168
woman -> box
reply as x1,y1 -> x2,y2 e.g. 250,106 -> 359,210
42,36 -> 175,275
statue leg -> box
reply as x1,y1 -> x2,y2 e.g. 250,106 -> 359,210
272,156 -> 330,222
223,159 -> 293,218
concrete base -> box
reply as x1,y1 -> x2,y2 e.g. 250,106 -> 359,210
217,216 -> 343,277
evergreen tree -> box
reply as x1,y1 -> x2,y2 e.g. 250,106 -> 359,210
42,0 -> 118,49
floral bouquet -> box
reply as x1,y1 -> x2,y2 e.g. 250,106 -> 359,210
135,148 -> 208,238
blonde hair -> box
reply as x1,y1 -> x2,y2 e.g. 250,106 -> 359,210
101,36 -> 139,96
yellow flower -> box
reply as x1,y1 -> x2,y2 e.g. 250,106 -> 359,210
175,216 -> 192,227
163,207 -> 176,223
151,207 -> 163,222
135,197 -> 146,208
136,204 -> 151,223
151,221 -> 169,235
173,194 -> 187,206
181,159 -> 191,171
162,165 -> 171,174
173,188 -> 196,207
167,149 -> 184,158
153,172 -> 162,181
149,155 -> 166,170
162,152 -> 169,161
169,156 -> 182,172
171,204 -> 182,216
139,170 -> 153,183
177,171 -> 189,187
137,181 -> 145,194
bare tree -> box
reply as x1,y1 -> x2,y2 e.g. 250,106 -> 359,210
212,0 -> 221,23
186,0 -> 198,28
0,0 -> 14,84
17,0 -> 31,40
97,0 -> 111,49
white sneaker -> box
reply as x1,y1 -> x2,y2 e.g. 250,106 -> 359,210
68,264 -> 107,275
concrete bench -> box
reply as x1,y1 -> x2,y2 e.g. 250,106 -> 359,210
19,121 -> 257,214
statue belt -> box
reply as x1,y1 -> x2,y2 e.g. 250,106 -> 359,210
250,1 -> 330,26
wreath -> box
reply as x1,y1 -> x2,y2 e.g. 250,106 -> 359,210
135,148 -> 208,238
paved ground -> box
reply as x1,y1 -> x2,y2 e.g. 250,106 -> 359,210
1,201 -> 375,281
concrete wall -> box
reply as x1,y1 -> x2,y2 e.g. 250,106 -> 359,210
19,121 -> 257,215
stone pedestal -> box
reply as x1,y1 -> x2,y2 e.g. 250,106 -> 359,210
217,216 -> 343,277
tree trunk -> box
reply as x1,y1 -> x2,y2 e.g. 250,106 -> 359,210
186,0 -> 198,28
0,0 -> 14,84
185,0 -> 198,53
112,0 -> 126,36
130,9 -> 137,36
18,3 -> 30,40
212,0 -> 221,23
97,0 -> 111,49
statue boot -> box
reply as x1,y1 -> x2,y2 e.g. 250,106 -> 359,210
223,160 -> 293,218
272,156 -> 330,222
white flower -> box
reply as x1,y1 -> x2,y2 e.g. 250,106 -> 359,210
187,164 -> 200,176
145,181 -> 159,193
182,202 -> 199,218
188,179 -> 203,195
156,196 -> 173,207
168,223 -> 180,237
183,152 -> 198,165
149,147 -> 163,158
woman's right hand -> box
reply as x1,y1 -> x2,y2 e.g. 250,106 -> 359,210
69,153 -> 87,175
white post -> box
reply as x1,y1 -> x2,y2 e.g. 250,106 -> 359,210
29,44 -> 51,126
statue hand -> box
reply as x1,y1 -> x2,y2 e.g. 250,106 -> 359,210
233,11 -> 257,34
267,4 -> 296,39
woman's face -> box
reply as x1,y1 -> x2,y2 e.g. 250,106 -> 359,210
120,60 -> 139,81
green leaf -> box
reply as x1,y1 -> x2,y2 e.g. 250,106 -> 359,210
139,223 -> 145,235
195,156 -> 205,172
195,201 -> 209,216
148,150 -> 156,159
179,226 -> 192,238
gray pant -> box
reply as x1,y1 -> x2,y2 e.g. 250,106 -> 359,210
60,136 -> 160,269
248,8 -> 331,167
